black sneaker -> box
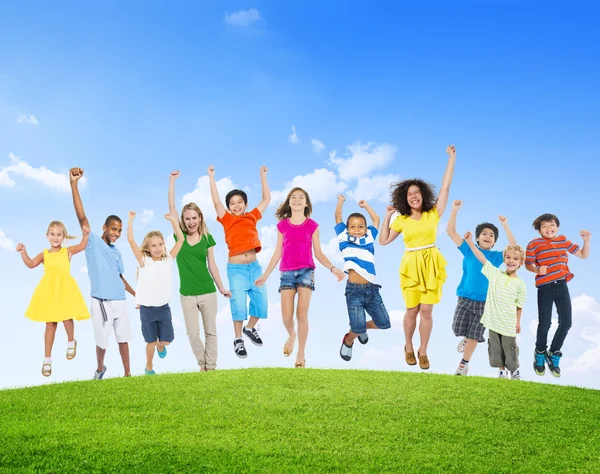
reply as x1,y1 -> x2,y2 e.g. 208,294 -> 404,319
358,333 -> 369,345
546,350 -> 562,378
234,338 -> 247,358
243,326 -> 263,346
533,350 -> 546,376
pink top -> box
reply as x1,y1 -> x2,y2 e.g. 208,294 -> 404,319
277,218 -> 319,271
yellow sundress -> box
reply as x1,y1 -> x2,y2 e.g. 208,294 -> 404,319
390,207 -> 448,308
25,247 -> 91,323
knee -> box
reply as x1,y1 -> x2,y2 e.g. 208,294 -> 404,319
46,322 -> 58,330
296,311 -> 308,323
419,309 -> 433,321
405,307 -> 419,320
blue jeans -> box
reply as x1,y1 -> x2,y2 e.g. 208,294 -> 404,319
279,268 -> 315,292
345,282 -> 391,334
536,279 -> 572,353
227,261 -> 268,321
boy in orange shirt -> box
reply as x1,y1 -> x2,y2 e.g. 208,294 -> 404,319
209,165 -> 270,358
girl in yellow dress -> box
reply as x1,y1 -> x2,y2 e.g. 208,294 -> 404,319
379,145 -> 457,370
16,221 -> 91,377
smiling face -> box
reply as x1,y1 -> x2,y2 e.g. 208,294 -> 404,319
228,194 -> 247,216
539,220 -> 558,239
289,190 -> 307,213
406,185 -> 423,211
477,227 -> 497,250
102,220 -> 123,244
147,235 -> 166,259
47,226 -> 65,249
347,216 -> 367,237
504,249 -> 523,274
183,209 -> 201,235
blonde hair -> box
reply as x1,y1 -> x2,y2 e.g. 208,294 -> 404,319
46,221 -> 76,241
140,231 -> 168,260
180,203 -> 209,236
503,244 -> 525,265
275,187 -> 312,220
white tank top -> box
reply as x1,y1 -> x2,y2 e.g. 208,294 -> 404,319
135,254 -> 173,307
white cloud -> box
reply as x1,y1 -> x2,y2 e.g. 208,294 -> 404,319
288,126 -> 299,144
0,229 -> 15,251
181,175 -> 238,220
347,173 -> 399,203
321,235 -> 343,266
0,153 -> 85,193
311,138 -> 325,154
140,209 -> 154,224
271,168 -> 347,205
225,8 -> 260,26
17,114 -> 39,126
329,142 -> 397,181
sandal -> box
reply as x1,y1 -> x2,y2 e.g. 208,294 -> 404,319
294,360 -> 306,368
66,340 -> 77,360
404,346 -> 417,366
41,361 -> 52,377
417,351 -> 430,370
283,340 -> 295,357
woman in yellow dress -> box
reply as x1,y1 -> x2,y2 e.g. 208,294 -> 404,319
16,221 -> 91,377
379,145 -> 456,370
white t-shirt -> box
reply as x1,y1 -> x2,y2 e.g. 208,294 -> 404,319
135,254 -> 173,307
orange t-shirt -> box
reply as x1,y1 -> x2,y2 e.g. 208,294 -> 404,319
217,208 -> 262,257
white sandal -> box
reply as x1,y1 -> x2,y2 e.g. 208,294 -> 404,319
42,361 -> 52,377
66,340 -> 77,360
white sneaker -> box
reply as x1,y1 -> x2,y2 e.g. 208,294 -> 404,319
498,369 -> 509,379
455,361 -> 469,375
457,337 -> 468,353
510,369 -> 521,380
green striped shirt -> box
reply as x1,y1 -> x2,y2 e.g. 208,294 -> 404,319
480,261 -> 527,337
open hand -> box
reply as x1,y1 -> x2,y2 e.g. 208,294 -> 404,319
581,230 -> 592,241
69,168 -> 84,182
446,144 -> 456,158
254,275 -> 267,287
15,243 -> 26,254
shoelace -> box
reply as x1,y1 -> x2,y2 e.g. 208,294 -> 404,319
535,353 -> 546,366
234,340 -> 245,351
551,354 -> 561,367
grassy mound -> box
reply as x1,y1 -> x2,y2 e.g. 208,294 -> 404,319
1,369 -> 599,473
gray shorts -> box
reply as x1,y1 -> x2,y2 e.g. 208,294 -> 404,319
488,330 -> 519,372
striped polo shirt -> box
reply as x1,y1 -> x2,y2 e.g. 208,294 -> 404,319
480,261 -> 527,337
335,223 -> 378,283
525,235 -> 579,287
85,232 -> 126,301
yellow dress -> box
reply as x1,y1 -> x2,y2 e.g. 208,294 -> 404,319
390,208 -> 448,308
25,248 -> 90,323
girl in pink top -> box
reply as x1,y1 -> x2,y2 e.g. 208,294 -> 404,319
255,187 -> 345,367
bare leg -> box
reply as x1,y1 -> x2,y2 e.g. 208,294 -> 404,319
44,322 -> 58,358
463,338 -> 478,361
404,305 -> 420,352
246,316 -> 260,330
156,341 -> 171,352
233,320 -> 244,339
417,304 -> 434,355
281,290 -> 297,352
145,342 -> 156,371
62,319 -> 75,342
118,342 -> 131,376
295,288 -> 313,365
96,346 -> 106,373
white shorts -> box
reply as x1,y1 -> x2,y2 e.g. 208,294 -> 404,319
90,299 -> 132,349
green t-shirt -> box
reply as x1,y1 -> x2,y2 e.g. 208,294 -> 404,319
174,232 -> 217,296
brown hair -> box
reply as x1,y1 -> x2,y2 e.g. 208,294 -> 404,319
140,231 -> 168,260
275,187 -> 312,220
390,179 -> 437,216
532,213 -> 560,232
180,203 -> 209,236
46,221 -> 76,241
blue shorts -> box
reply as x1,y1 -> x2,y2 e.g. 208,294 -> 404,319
345,282 -> 391,334
279,268 -> 315,292
227,261 -> 268,321
140,304 -> 175,343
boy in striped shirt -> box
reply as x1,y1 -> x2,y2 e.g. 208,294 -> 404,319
465,232 -> 527,379
525,213 -> 591,377
335,195 -> 391,362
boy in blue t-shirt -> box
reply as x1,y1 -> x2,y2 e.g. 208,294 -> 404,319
446,200 -> 516,375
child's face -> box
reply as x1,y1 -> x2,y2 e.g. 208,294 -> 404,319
477,228 -> 496,250
504,250 -> 522,274
183,209 -> 201,235
289,191 -> 307,212
347,216 -> 367,237
47,226 -> 65,248
102,220 -> 123,244
228,195 -> 247,216
539,220 -> 558,239
406,185 -> 423,211
148,236 -> 165,259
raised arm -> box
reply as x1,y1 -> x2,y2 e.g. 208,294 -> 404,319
67,226 -> 91,258
70,168 -> 90,229
127,211 -> 145,267
207,166 -> 226,219
15,244 -> 43,269
464,231 -> 487,265
335,195 -> 345,225
168,171 -> 180,219
574,230 -> 592,259
254,231 -> 283,287
446,200 -> 464,246
166,213 -> 184,259
207,248 -> 231,298
435,145 -> 457,218
379,206 -> 401,246
312,228 -> 345,281
359,200 -> 380,230
498,216 -> 516,246
256,166 -> 271,215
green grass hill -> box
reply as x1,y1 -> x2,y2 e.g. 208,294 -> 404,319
1,369 -> 599,473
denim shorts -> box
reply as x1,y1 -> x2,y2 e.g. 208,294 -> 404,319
279,268 -> 315,292
227,261 -> 268,321
345,282 -> 391,334
140,304 -> 175,343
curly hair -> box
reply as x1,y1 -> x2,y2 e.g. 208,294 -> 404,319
275,187 -> 312,220
390,179 -> 437,216
503,244 -> 525,265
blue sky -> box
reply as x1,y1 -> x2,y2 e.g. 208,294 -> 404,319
1,1 -> 599,390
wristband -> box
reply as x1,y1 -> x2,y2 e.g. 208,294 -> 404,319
330,265 -> 335,272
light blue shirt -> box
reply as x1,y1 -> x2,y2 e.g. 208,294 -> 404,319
85,232 -> 125,300
456,240 -> 503,302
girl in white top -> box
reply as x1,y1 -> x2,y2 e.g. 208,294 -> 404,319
127,211 -> 184,374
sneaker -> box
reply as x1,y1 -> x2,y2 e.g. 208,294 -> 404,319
457,337 -> 468,353
498,369 -> 509,379
546,350 -> 562,378
455,361 -> 469,376
534,350 -> 547,376
243,326 -> 263,346
93,365 -> 107,380
510,369 -> 521,380
340,334 -> 353,361
234,338 -> 248,358
157,345 -> 167,359
358,333 -> 369,345
145,369 -> 156,375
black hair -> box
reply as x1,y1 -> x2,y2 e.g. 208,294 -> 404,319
104,215 -> 122,226
475,222 -> 499,243
532,213 -> 560,231
390,179 -> 437,216
346,212 -> 367,228
225,189 -> 248,209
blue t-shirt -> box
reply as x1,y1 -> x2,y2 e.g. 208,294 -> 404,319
456,240 -> 503,301
85,232 -> 126,300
